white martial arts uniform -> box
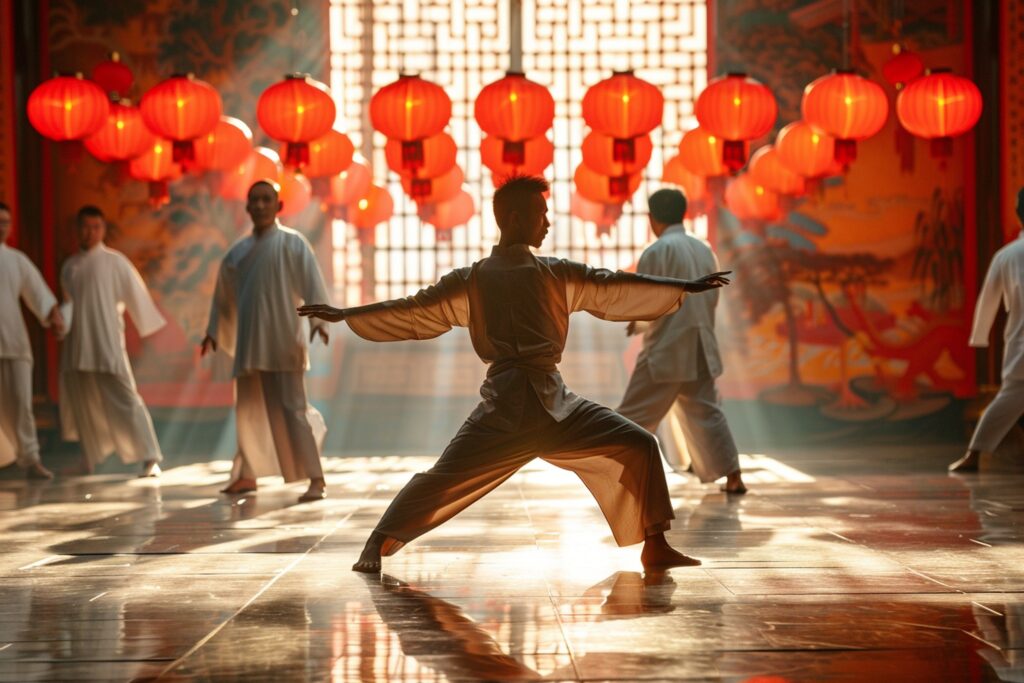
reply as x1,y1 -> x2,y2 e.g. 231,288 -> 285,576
341,244 -> 703,556
59,244 -> 165,469
0,244 -> 57,467
616,224 -> 739,482
968,231 -> 1024,453
206,223 -> 330,482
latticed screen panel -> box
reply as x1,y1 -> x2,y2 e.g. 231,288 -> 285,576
329,0 -> 707,304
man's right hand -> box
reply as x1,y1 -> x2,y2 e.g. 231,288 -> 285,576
200,335 -> 217,356
297,304 -> 346,323
684,271 -> 731,293
47,305 -> 65,338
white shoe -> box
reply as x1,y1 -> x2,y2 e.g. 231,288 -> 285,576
138,461 -> 162,478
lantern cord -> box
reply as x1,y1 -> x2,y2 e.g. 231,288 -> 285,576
510,0 -> 523,72
841,0 -> 850,70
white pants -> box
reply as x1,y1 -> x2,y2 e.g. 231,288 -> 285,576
231,371 -> 326,483
0,359 -> 41,467
60,370 -> 163,469
617,355 -> 739,483
969,378 -> 1024,454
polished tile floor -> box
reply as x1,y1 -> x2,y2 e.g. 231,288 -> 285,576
2,445 -> 1024,681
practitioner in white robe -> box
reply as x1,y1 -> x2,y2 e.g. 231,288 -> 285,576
202,180 -> 331,502
60,205 -> 165,477
616,189 -> 747,494
0,201 -> 63,479
299,175 -> 731,573
951,187 -> 1024,472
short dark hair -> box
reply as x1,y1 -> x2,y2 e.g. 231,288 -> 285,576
648,188 -> 687,225
1017,187 -> 1024,224
0,201 -> 9,213
76,205 -> 105,224
248,179 -> 280,198
493,175 -> 549,229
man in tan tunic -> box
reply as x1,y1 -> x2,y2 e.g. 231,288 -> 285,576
300,176 -> 730,573
202,180 -> 331,502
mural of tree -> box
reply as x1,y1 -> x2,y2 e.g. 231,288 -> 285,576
912,187 -> 965,312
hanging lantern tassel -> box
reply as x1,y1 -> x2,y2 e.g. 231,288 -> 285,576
608,175 -> 630,198
401,140 -> 425,170
148,180 -> 170,207
435,226 -> 453,242
612,138 -> 636,163
833,139 -> 857,166
410,178 -> 432,199
894,123 -> 915,173
284,141 -> 310,168
722,140 -> 747,173
501,140 -> 525,165
930,137 -> 953,159
172,140 -> 197,164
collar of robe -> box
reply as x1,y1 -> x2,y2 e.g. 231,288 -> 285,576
490,243 -> 533,257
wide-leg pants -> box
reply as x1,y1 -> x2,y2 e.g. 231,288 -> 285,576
375,394 -> 674,557
617,356 -> 739,483
0,359 -> 41,467
969,378 -> 1024,453
232,371 -> 325,483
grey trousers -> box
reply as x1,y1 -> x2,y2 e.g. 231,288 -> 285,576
0,359 -> 41,467
375,393 -> 674,557
969,378 -> 1024,454
617,356 -> 739,483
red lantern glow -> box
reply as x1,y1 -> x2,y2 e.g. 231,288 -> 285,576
695,73 -> 777,171
582,70 -> 664,139
882,46 -> 925,90
328,156 -> 373,207
677,128 -> 741,178
370,74 -> 451,141
278,169 -> 312,217
401,165 -> 464,203
84,101 -> 155,162
574,164 -> 642,204
193,117 -> 252,171
775,121 -> 836,178
257,74 -> 336,168
129,137 -> 183,206
385,132 -> 457,178
896,69 -> 983,158
475,72 -> 554,141
481,135 -> 553,181
661,155 -> 708,212
582,131 -> 653,176
140,74 -> 222,163
419,189 -> 475,230
749,145 -> 806,196
570,192 -> 624,227
27,74 -> 109,141
801,71 -> 888,165
298,129 -> 355,179
724,174 -> 781,222
218,146 -> 282,201
346,184 -> 394,230
91,53 -> 133,97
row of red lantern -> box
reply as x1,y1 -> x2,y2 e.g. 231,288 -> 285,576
475,71 -> 555,183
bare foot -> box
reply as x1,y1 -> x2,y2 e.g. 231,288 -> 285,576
26,463 -> 54,480
298,478 -> 326,503
720,470 -> 748,494
138,461 -> 161,478
220,477 -> 257,494
641,532 -> 701,570
352,532 -> 385,573
949,450 -> 981,473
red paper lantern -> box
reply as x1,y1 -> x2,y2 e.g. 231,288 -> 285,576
695,73 -> 777,172
571,191 -> 624,226
298,129 -> 355,179
385,132 -> 457,178
346,184 -> 394,229
371,74 -> 451,170
749,145 -> 805,196
257,74 -> 336,168
401,165 -> 463,203
91,53 -> 133,97
801,70 -> 888,165
475,71 -> 554,141
279,169 -> 312,217
328,156 -> 373,207
882,46 -> 925,90
775,121 -> 836,178
193,116 -> 253,171
218,146 -> 282,201
662,155 -> 708,211
677,128 -> 740,178
140,74 -> 222,163
481,135 -> 553,181
896,69 -> 983,158
724,174 -> 781,222
419,189 -> 475,230
582,131 -> 653,176
27,74 -> 109,141
582,70 -> 663,165
129,138 -> 183,205
84,101 -> 155,162
574,164 -> 642,204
